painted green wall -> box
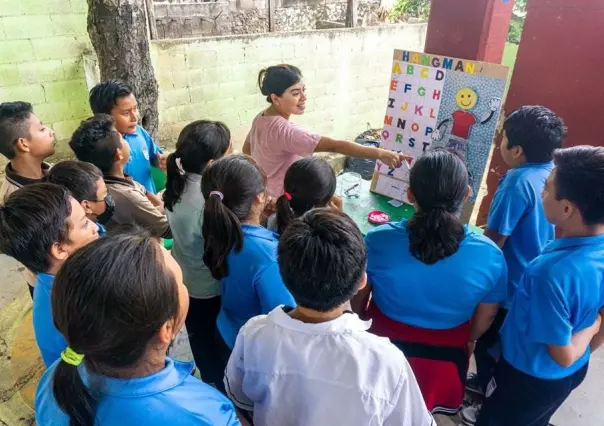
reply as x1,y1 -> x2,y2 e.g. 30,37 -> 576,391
0,0 -> 91,162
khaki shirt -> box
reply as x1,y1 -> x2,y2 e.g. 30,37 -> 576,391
0,162 -> 51,286
104,174 -> 171,239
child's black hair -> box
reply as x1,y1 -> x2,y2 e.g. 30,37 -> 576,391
89,79 -> 134,115
258,64 -> 302,103
0,183 -> 72,274
553,146 -> 604,226
69,114 -> 123,173
201,154 -> 266,280
278,208 -> 366,312
503,105 -> 566,163
50,230 -> 180,426
164,120 -> 231,212
406,148 -> 468,265
44,160 -> 102,203
275,156 -> 336,235
0,101 -> 33,159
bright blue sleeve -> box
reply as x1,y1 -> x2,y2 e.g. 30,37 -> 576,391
364,230 -> 380,285
526,274 -> 572,346
487,179 -> 530,236
255,262 -> 295,313
139,125 -> 163,164
482,253 -> 508,304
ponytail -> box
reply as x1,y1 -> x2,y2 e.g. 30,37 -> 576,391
276,157 -> 337,235
163,153 -> 186,212
52,361 -> 94,426
406,148 -> 469,265
202,195 -> 244,280
406,207 -> 465,265
275,194 -> 297,235
200,155 -> 267,280
163,120 -> 232,212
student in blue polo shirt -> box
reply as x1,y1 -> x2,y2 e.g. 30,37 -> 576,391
201,155 -> 295,380
35,231 -> 244,426
466,106 -> 567,401
89,79 -> 167,193
353,148 -> 507,414
44,160 -> 115,235
476,145 -> 604,426
0,183 -> 99,366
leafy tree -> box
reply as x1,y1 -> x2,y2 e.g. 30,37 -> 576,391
389,0 -> 431,21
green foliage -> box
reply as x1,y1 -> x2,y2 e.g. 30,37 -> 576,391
507,0 -> 527,44
389,0 -> 431,20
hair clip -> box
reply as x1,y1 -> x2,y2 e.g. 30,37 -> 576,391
283,192 -> 292,201
209,191 -> 224,201
175,157 -> 185,176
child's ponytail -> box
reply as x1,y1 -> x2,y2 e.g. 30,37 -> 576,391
52,357 -> 94,426
407,207 -> 465,264
164,153 -> 186,211
275,193 -> 297,235
163,120 -> 231,212
202,193 -> 244,280
201,155 -> 267,279
406,148 -> 468,265
275,157 -> 336,235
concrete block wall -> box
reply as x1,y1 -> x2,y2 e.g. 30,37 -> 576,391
0,0 -> 91,162
151,23 -> 427,149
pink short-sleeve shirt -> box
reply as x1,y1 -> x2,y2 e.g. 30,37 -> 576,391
248,113 -> 321,197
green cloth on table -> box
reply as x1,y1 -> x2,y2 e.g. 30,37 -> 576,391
151,166 -> 173,250
339,177 -> 483,235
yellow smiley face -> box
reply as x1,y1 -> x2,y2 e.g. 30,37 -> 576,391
456,88 -> 478,110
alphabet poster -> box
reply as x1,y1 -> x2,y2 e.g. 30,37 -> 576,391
371,50 -> 509,205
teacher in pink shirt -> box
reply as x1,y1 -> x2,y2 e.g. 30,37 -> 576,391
242,64 -> 407,198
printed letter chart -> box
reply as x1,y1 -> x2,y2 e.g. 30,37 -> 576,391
371,50 -> 509,208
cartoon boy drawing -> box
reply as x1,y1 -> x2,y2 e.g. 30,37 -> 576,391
431,87 -> 501,162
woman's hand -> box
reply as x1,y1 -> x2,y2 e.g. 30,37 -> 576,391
378,149 -> 411,169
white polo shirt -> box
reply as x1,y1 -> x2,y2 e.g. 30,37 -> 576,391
225,307 -> 435,426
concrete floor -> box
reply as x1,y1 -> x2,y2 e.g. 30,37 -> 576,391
1,254 -> 602,425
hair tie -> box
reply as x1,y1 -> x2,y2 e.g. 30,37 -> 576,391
61,347 -> 84,367
283,192 -> 292,201
175,157 -> 185,176
209,191 -> 224,201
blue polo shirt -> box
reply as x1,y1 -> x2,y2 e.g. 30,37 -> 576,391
124,125 -> 163,193
366,220 -> 507,330
501,234 -> 604,380
487,162 -> 555,308
96,222 -> 106,235
32,273 -> 66,367
35,357 -> 242,425
217,224 -> 295,348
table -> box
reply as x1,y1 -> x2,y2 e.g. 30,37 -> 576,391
338,176 -> 483,235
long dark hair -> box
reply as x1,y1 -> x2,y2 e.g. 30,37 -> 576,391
258,64 -> 302,103
163,120 -> 231,211
51,231 -> 180,426
201,154 -> 267,280
276,156 -> 336,235
406,148 -> 468,264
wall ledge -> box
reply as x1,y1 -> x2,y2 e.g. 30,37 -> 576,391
153,22 -> 427,46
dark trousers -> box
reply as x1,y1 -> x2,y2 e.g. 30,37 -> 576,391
476,359 -> 588,426
213,327 -> 233,395
474,308 -> 508,390
184,296 -> 223,387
